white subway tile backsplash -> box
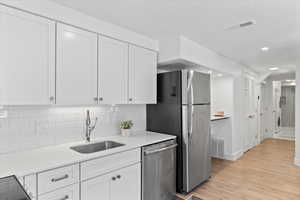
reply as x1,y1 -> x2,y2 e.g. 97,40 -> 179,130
0,105 -> 146,155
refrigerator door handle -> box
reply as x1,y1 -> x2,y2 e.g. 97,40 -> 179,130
188,105 -> 194,138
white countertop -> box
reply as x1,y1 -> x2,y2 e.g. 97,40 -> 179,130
0,131 -> 176,177
211,115 -> 230,121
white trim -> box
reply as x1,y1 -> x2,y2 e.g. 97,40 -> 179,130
223,150 -> 244,161
295,157 -> 300,166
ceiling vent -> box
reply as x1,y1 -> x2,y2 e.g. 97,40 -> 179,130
225,20 -> 256,30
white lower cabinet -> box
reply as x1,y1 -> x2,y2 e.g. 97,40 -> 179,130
81,163 -> 141,200
39,184 -> 79,200
110,164 -> 141,200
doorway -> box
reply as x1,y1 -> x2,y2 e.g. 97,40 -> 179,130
273,80 -> 295,140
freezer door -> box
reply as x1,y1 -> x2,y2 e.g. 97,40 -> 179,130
182,70 -> 210,105
182,104 -> 211,192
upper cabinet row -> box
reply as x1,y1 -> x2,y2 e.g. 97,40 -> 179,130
0,6 -> 157,105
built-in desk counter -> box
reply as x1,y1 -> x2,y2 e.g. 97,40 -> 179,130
211,116 -> 230,121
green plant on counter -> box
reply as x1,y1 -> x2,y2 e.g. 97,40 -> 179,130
120,120 -> 133,129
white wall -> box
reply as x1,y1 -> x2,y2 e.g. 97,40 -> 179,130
211,76 -> 234,115
0,105 -> 146,155
159,36 -> 245,76
210,75 -> 246,160
211,76 -> 234,159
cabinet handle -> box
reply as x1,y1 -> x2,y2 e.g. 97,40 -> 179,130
129,98 -> 132,101
50,96 -> 55,101
117,175 -> 121,179
93,97 -> 98,101
112,177 -> 116,181
51,174 -> 69,182
57,195 -> 69,200
99,97 -> 103,101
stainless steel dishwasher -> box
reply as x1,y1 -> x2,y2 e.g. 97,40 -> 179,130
142,139 -> 177,200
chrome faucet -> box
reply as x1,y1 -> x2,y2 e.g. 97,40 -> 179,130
85,110 -> 98,142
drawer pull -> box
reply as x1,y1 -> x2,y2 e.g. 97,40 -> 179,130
57,195 -> 69,200
117,175 -> 121,179
112,177 -> 116,181
51,174 -> 69,182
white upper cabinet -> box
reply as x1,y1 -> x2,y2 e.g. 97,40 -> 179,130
0,6 -> 55,105
128,45 -> 157,104
98,36 -> 128,104
56,23 -> 98,105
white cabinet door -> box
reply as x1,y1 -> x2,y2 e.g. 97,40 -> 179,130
56,24 -> 97,105
98,36 -> 128,104
111,164 -> 141,200
81,164 -> 141,200
128,45 -> 157,104
0,6 -> 55,105
39,184 -> 79,200
81,173 -> 111,200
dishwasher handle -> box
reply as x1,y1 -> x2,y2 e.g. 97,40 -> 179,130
144,144 -> 177,155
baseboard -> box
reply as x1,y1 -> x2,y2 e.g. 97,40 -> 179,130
295,157 -> 300,166
223,150 -> 244,161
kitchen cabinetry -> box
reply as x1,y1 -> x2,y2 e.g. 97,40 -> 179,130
0,4 -> 157,106
0,5 -> 55,105
98,37 -> 157,105
39,184 -> 79,200
56,23 -> 98,105
98,36 -> 128,104
81,164 -> 141,200
129,45 -> 157,104
22,148 -> 141,200
110,164 -> 141,200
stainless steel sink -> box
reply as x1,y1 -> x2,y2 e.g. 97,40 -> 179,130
70,141 -> 125,154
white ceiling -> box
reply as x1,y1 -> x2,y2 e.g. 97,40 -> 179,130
50,0 -> 300,74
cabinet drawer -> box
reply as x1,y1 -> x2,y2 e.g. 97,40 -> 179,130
38,164 -> 79,195
81,148 -> 140,180
39,184 -> 79,200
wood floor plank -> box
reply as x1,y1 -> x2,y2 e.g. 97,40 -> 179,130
178,139 -> 300,200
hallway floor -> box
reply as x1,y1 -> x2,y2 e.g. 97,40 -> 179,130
178,139 -> 300,200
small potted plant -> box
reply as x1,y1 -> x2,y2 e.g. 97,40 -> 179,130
120,120 -> 133,136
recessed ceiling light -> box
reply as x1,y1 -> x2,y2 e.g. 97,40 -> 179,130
269,67 -> 279,71
217,73 -> 223,77
286,80 -> 294,82
207,70 -> 212,74
261,47 -> 269,51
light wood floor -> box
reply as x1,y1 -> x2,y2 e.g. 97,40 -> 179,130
178,139 -> 300,200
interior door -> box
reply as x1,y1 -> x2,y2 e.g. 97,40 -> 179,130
0,5 -> 55,105
128,45 -> 157,104
244,77 -> 258,152
56,23 -> 97,105
98,36 -> 128,104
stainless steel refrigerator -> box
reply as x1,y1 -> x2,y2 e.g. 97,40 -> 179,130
147,70 -> 211,193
